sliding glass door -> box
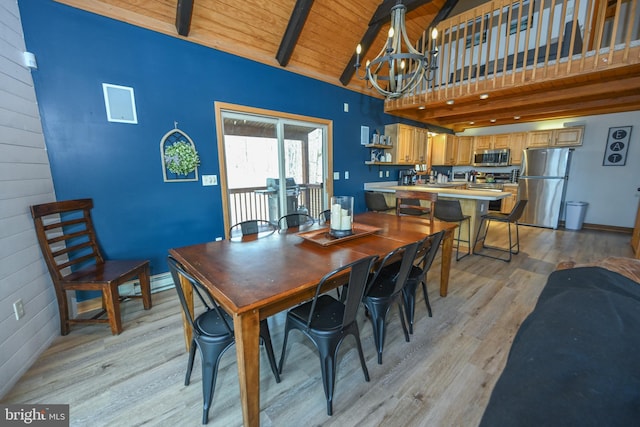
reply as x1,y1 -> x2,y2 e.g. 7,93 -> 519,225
216,103 -> 331,237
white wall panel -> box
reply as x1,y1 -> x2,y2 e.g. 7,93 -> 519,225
0,0 -> 58,399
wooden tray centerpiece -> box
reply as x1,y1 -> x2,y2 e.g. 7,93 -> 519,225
297,223 -> 381,246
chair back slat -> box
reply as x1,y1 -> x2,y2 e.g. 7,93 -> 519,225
416,231 -> 445,275
278,213 -> 315,230
30,199 -> 104,282
305,255 -> 378,330
367,241 -> 421,296
51,240 -> 92,258
341,256 -> 378,326
229,219 -> 277,240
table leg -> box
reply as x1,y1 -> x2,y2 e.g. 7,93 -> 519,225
178,274 -> 193,352
440,228 -> 454,297
234,310 -> 261,427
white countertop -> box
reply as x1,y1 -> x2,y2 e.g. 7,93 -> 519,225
365,183 -> 510,201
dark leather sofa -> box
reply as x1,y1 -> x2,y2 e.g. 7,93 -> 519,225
479,265 -> 640,426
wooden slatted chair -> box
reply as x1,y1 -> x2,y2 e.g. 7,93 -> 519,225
30,199 -> 152,335
395,189 -> 438,221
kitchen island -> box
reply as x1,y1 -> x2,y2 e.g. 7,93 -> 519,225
364,183 -> 511,252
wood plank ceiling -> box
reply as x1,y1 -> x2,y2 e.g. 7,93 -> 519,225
55,0 -> 640,132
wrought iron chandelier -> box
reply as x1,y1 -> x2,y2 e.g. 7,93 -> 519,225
355,2 -> 439,99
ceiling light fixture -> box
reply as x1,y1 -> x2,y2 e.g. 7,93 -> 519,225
355,2 -> 438,99
469,121 -> 475,125
480,93 -> 489,100
490,119 -> 497,123
446,99 -> 454,105
418,105 -> 426,110
514,116 -> 521,120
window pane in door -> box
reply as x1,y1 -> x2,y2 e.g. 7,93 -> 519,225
283,123 -> 325,218
222,116 -> 278,225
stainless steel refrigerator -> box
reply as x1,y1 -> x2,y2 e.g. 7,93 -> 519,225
518,147 -> 572,229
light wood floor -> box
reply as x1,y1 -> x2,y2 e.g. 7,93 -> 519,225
2,224 -> 635,427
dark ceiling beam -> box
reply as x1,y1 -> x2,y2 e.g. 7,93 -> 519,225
339,0 -> 437,86
175,0 -> 194,36
276,0 -> 314,66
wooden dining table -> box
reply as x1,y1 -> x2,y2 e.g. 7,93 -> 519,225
168,212 -> 457,427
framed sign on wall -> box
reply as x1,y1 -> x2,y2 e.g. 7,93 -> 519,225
602,126 -> 632,166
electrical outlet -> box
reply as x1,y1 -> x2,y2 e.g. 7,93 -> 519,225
379,171 -> 383,178
385,171 -> 390,177
13,299 -> 25,320
333,172 -> 340,180
202,175 -> 218,186
344,171 -> 349,179
343,103 -> 349,112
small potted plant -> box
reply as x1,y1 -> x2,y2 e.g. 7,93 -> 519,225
164,140 -> 200,176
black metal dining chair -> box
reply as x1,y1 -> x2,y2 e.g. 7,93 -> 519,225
277,213 -> 315,231
167,256 -> 280,424
376,232 -> 444,334
229,219 -> 277,241
362,240 -> 421,364
278,255 -> 378,416
318,209 -> 331,225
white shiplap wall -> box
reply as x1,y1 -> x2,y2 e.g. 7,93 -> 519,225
0,0 -> 59,398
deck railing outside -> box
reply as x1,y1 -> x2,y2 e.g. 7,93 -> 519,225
387,0 -> 639,107
229,183 -> 324,225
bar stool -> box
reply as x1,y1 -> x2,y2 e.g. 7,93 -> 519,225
473,200 -> 528,262
364,191 -> 393,212
433,199 -> 470,261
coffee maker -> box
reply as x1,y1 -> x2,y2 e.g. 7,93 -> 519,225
398,169 -> 415,186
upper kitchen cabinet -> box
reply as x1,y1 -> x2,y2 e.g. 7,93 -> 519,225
456,136 -> 473,165
474,135 -> 494,151
384,123 -> 429,165
527,126 -> 584,148
494,132 -> 526,165
413,127 -> 429,164
432,134 -> 473,166
431,134 -> 456,165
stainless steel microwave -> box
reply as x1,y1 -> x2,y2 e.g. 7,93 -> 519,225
473,149 -> 510,166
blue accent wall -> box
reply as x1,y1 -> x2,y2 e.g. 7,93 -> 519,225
18,0 -> 423,279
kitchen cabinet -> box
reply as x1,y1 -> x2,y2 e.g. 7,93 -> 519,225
474,135 -> 494,151
527,126 -> 584,148
456,136 -> 473,165
505,132 -> 526,165
432,134 -> 473,166
413,127 -> 429,163
553,127 -> 584,146
474,133 -> 525,165
384,123 -> 429,165
500,185 -> 519,214
431,134 -> 456,165
493,134 -> 511,149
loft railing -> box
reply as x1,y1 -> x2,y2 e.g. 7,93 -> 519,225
229,184 -> 324,225
388,0 -> 639,106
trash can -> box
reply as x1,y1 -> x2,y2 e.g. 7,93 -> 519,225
565,201 -> 588,230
